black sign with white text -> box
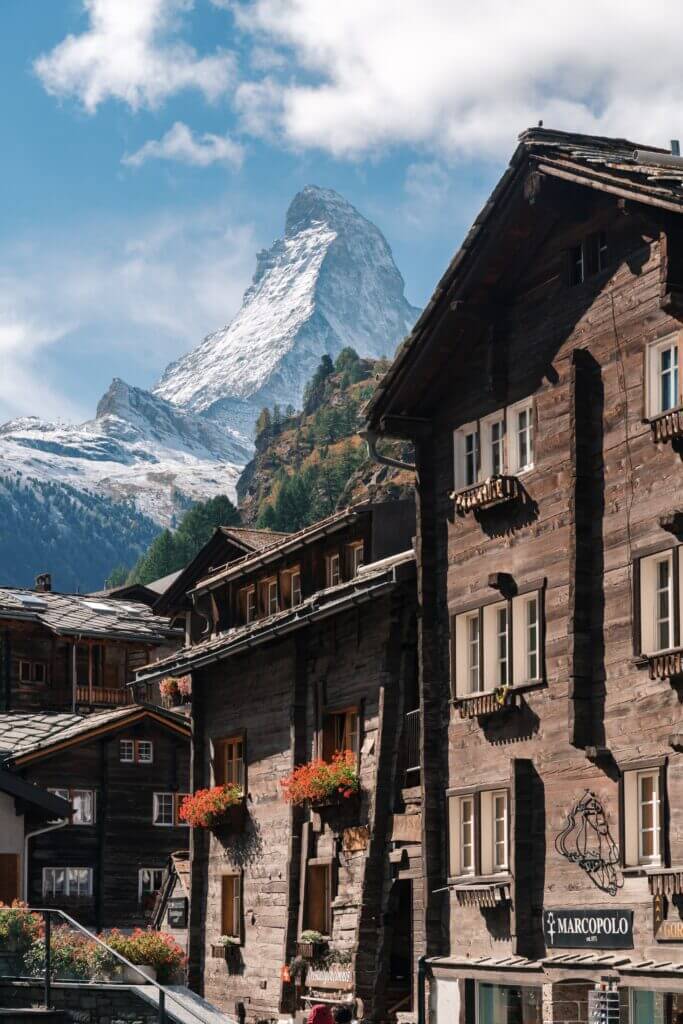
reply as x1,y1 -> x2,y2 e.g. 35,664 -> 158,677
543,908 -> 633,949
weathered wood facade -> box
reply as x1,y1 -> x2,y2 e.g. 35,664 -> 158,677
365,129 -> 683,1023
0,706 -> 190,929
138,502 -> 422,1022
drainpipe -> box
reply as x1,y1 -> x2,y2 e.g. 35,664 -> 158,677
24,820 -> 68,902
360,428 -> 416,473
417,955 -> 428,1024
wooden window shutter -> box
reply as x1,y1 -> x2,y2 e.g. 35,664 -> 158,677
0,854 -> 19,906
660,762 -> 669,868
305,863 -> 331,935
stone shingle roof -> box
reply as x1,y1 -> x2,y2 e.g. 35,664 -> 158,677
0,705 -> 190,764
220,526 -> 290,552
0,588 -> 180,643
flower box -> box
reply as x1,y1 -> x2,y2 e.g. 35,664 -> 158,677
281,751 -> 360,807
178,786 -> 245,831
296,940 -> 326,960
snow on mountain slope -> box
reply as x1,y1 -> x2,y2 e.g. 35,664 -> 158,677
154,186 -> 420,440
0,379 -> 246,526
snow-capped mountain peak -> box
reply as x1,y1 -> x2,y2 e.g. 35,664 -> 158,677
154,185 -> 419,441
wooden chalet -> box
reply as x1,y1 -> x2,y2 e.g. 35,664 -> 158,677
365,127 -> 683,1023
136,501 -> 421,1022
0,704 -> 191,929
0,576 -> 181,712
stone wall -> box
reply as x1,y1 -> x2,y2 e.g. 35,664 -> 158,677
0,981 -> 158,1023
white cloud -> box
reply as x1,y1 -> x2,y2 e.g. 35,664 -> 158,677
0,207 -> 258,422
34,0 -> 235,112
123,121 -> 245,168
234,0 -> 683,158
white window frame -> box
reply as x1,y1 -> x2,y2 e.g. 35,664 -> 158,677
42,867 -> 93,899
348,541 -> 365,577
639,549 -> 679,656
290,570 -> 302,607
266,578 -> 278,616
448,787 -> 510,880
480,413 -> 506,479
137,740 -> 154,764
492,790 -> 509,872
454,420 -> 480,490
637,769 -> 661,866
326,553 -> 341,588
455,590 -> 544,698
120,739 -> 134,763
460,796 -> 475,876
507,399 -> 534,474
646,335 -> 682,418
240,585 -> 256,624
138,867 -> 165,902
153,792 -> 188,827
71,789 -> 95,826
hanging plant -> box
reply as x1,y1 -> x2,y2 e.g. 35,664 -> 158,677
178,785 -> 244,829
280,750 -> 360,807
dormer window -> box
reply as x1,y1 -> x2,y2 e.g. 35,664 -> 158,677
239,586 -> 256,625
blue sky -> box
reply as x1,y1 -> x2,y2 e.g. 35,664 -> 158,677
1,0 -> 679,423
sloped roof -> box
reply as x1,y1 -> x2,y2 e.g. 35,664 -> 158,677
366,126 -> 681,425
191,506 -> 365,594
0,705 -> 190,765
137,550 -> 415,684
0,587 -> 180,643
220,526 -> 290,552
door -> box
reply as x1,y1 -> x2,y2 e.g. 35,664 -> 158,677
0,854 -> 20,905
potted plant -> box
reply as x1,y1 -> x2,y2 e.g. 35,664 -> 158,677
296,930 -> 327,960
178,785 -> 245,832
280,750 -> 360,808
159,677 -> 180,708
101,928 -> 185,984
0,903 -> 41,977
176,675 -> 192,704
211,935 -> 241,960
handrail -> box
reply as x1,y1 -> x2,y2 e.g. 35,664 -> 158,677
15,908 -> 223,1024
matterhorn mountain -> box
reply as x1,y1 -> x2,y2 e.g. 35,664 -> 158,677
155,185 -> 420,442
0,186 -> 419,589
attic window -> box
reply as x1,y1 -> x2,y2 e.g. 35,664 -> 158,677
568,231 -> 608,286
82,601 -> 116,614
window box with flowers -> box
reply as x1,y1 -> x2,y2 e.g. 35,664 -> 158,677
296,930 -> 327,961
211,935 -> 241,961
178,785 -> 246,833
159,676 -> 192,708
280,751 -> 360,809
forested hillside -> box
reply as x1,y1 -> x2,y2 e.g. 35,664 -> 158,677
0,475 -> 159,592
238,348 -> 414,531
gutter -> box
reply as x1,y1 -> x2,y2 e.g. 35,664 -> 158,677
360,428 -> 416,472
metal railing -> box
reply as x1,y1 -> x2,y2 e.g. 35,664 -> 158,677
404,708 -> 421,786
0,907 -> 219,1024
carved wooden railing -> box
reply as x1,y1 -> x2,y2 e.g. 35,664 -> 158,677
651,409 -> 683,443
647,648 -> 683,681
453,475 -> 520,516
454,687 -> 513,719
454,880 -> 511,908
648,868 -> 683,896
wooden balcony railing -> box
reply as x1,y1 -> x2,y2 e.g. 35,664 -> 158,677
647,648 -> 683,681
651,409 -> 683,444
55,686 -> 133,707
453,475 -> 521,516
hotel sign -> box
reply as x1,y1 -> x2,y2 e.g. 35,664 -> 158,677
543,908 -> 634,949
653,893 -> 683,942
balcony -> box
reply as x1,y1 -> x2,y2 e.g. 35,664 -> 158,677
650,408 -> 683,444
453,475 -> 521,516
56,685 -> 133,708
647,647 -> 683,681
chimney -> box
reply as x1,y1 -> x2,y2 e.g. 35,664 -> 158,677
672,140 -> 681,156
35,573 -> 52,593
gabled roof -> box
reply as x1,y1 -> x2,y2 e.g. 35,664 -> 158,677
0,705 -> 190,766
0,767 -> 71,818
153,526 -> 289,617
191,506 -> 365,595
366,126 -> 681,426
136,550 -> 415,684
0,588 -> 180,644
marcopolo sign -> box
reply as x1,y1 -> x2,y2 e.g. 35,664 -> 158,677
543,908 -> 634,949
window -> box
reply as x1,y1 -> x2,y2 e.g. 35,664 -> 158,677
47,788 -> 70,824
568,231 -> 608,286
347,542 -> 365,578
322,708 -> 359,760
221,873 -> 242,940
239,586 -> 256,624
622,765 -> 665,868
153,792 -> 188,827
280,567 -> 302,608
48,788 -> 95,825
453,591 -> 543,698
18,660 -> 48,684
481,415 -> 505,479
42,867 -> 93,899
213,736 -> 245,789
139,868 -> 165,903
448,788 -> 510,878
631,990 -> 683,1024
120,739 -> 154,764
507,400 -> 534,473
304,862 -> 332,935
326,553 -> 341,588
454,402 -> 535,489
266,579 -> 278,616
637,548 -> 682,655
476,982 -> 542,1024
647,335 -> 682,418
